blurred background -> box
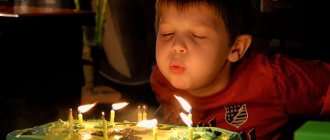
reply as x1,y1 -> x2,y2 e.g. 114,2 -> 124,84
0,0 -> 328,139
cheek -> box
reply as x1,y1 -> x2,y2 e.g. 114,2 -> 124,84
156,45 -> 166,62
188,56 -> 212,78
155,45 -> 170,75
190,58 -> 216,76
193,47 -> 225,66
188,59 -> 221,88
190,48 -> 227,75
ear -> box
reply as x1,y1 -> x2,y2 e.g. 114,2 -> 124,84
227,34 -> 252,62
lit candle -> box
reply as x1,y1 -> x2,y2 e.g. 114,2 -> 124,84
102,111 -> 108,140
78,102 -> 97,125
68,108 -> 74,132
188,126 -> 193,140
78,112 -> 83,124
180,112 -> 193,140
142,105 -> 148,120
110,102 -> 129,126
110,109 -> 115,126
136,119 -> 158,140
153,126 -> 158,140
175,95 -> 193,123
137,106 -> 142,122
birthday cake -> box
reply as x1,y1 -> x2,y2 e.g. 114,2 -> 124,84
6,119 -> 241,140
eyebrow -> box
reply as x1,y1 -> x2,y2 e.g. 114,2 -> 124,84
159,19 -> 218,34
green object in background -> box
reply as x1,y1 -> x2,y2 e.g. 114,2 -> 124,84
294,121 -> 330,140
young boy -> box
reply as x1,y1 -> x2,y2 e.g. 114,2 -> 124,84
150,0 -> 330,139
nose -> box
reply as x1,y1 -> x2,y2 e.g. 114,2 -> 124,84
171,41 -> 187,54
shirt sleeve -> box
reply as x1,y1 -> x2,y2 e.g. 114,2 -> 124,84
322,86 -> 330,114
272,54 -> 330,115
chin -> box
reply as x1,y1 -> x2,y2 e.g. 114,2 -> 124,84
171,81 -> 191,90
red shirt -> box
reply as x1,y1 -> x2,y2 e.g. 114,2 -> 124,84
150,52 -> 330,140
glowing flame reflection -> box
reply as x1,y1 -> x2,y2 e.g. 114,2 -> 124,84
180,112 -> 192,127
112,102 -> 129,110
136,119 -> 158,128
78,102 -> 97,113
174,95 -> 192,113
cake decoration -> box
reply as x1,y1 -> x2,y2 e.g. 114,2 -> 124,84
7,99 -> 241,140
7,119 -> 241,140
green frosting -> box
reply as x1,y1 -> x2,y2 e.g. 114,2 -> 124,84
6,119 -> 241,140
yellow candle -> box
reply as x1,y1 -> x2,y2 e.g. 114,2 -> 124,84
68,109 -> 74,132
110,109 -> 115,126
102,112 -> 108,139
142,105 -> 147,120
78,112 -> 83,124
188,126 -> 193,140
137,106 -> 142,122
153,126 -> 158,140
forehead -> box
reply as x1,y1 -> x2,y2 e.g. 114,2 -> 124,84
157,2 -> 222,24
156,0 -> 218,11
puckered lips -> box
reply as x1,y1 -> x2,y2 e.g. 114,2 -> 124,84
170,65 -> 185,73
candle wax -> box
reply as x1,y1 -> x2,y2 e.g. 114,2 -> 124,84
78,113 -> 83,124
137,106 -> 142,122
188,127 -> 193,140
142,111 -> 147,120
102,115 -> 108,139
142,105 -> 147,120
68,109 -> 74,132
153,126 -> 158,140
110,110 -> 115,126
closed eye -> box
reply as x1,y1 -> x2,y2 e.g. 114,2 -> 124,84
192,34 -> 206,39
162,33 -> 174,37
160,33 -> 174,40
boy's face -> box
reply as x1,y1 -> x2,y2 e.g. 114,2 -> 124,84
156,3 -> 232,96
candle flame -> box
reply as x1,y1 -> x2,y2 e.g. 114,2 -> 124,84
78,102 -> 97,113
112,102 -> 129,110
180,112 -> 192,127
136,119 -> 158,128
101,111 -> 106,120
174,95 -> 192,113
